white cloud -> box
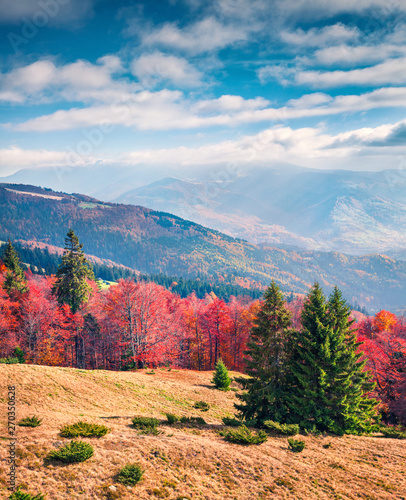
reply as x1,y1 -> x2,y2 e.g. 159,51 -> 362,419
2,119 -> 406,176
0,146 -> 77,176
296,57 -> 406,87
281,24 -> 359,47
259,57 -> 406,88
0,56 -> 132,104
313,44 -> 406,66
131,52 -> 203,88
141,17 -> 253,54
8,87 -> 406,133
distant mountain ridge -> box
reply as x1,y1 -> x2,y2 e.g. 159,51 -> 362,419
1,183 -> 406,312
2,163 -> 405,256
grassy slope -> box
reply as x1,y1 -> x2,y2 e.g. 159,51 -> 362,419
1,366 -> 406,500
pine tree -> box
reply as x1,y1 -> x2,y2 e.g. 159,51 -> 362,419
285,284 -> 378,434
52,229 -> 95,313
2,239 -> 28,298
235,281 -> 293,425
212,358 -> 231,390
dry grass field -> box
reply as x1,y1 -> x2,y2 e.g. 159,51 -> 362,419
1,365 -> 405,500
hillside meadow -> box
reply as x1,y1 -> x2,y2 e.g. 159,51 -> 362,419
1,365 -> 405,500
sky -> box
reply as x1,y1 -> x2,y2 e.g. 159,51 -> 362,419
1,0 -> 406,177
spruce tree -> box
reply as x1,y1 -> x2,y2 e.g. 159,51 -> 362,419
235,281 -> 293,425
212,359 -> 231,390
52,229 -> 95,313
285,284 -> 378,434
2,239 -> 28,298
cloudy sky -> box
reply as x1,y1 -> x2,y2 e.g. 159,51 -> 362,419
1,0 -> 406,176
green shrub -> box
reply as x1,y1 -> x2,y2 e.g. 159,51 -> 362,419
220,425 -> 268,445
222,416 -> 241,427
18,416 -> 43,428
380,426 -> 406,439
212,359 -> 231,390
0,357 -> 19,364
8,488 -> 45,500
131,416 -> 159,429
179,416 -> 206,425
287,438 -> 305,452
47,440 -> 94,463
193,401 -> 210,411
117,463 -> 144,486
13,346 -> 25,363
264,420 -> 299,436
165,413 -> 180,424
60,421 -> 109,438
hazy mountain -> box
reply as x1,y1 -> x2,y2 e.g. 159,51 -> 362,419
1,183 -> 406,312
2,164 -> 406,256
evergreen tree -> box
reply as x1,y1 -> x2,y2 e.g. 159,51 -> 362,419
2,239 -> 28,298
285,283 -> 378,434
235,281 -> 292,424
212,358 -> 231,390
52,229 -> 95,313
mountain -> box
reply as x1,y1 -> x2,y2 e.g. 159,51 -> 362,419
1,183 -> 406,312
114,168 -> 406,256
3,163 -> 405,256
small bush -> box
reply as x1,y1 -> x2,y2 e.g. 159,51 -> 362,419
47,440 -> 94,463
165,413 -> 180,424
287,438 -> 305,452
193,401 -> 210,412
0,357 -> 19,364
60,421 -> 109,438
222,416 -> 241,427
380,426 -> 406,439
18,416 -> 43,428
131,416 -> 159,429
8,488 -> 45,500
117,463 -> 144,486
264,420 -> 299,436
179,416 -> 206,425
220,425 -> 268,445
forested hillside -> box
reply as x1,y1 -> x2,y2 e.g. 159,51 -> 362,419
1,184 -> 406,311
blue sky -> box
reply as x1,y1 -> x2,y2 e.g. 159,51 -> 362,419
1,0 -> 406,176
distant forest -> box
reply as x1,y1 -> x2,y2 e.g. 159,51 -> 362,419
0,241 -> 263,302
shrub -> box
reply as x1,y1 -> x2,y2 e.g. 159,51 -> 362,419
179,416 -> 206,425
13,346 -> 25,363
165,413 -> 180,424
60,421 -> 109,438
8,488 -> 45,500
18,416 -> 43,428
264,420 -> 299,436
222,416 -> 241,427
212,359 -> 231,390
131,416 -> 159,430
47,440 -> 94,463
287,438 -> 305,452
117,463 -> 144,486
0,357 -> 19,364
380,426 -> 406,439
193,401 -> 210,411
220,425 -> 268,445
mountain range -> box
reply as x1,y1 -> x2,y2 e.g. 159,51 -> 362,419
1,183 -> 406,313
2,163 -> 405,257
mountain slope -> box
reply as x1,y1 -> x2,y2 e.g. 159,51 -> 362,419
1,183 -> 406,311
115,168 -> 406,255
2,364 -> 405,500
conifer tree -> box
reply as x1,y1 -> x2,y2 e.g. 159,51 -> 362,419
285,283 -> 378,434
212,358 -> 231,390
2,239 -> 28,298
235,281 -> 292,424
52,229 -> 95,313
